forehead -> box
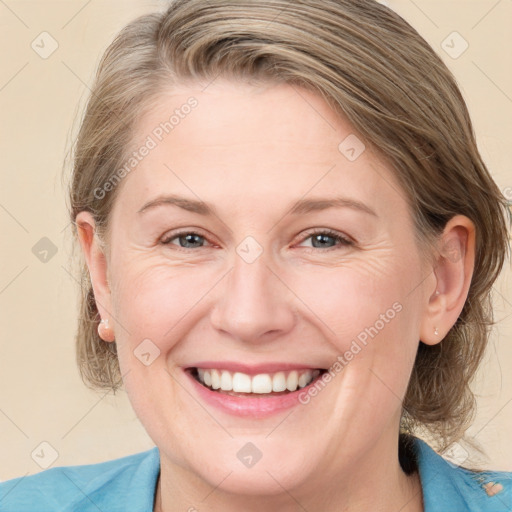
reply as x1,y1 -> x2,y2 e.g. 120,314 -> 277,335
114,79 -> 407,218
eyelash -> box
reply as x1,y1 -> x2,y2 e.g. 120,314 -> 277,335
160,228 -> 354,252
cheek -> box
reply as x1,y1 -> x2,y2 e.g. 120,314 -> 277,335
296,251 -> 423,400
110,237 -> 423,367
110,254 -> 221,350
294,252 -> 411,344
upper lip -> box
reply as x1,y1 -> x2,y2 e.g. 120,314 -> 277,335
185,361 -> 325,375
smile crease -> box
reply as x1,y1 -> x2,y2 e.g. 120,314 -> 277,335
192,368 -> 324,394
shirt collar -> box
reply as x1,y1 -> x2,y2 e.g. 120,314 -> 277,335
414,436 -> 512,511
72,439 -> 511,511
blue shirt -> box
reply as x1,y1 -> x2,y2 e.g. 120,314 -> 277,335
1,437 -> 510,511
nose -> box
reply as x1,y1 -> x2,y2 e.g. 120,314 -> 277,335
209,248 -> 296,344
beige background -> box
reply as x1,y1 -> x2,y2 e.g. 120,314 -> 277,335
0,0 -> 511,481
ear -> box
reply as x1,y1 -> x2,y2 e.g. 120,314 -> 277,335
75,211 -> 113,327
419,215 -> 476,345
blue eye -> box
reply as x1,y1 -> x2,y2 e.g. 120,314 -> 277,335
161,231 -> 208,249
160,229 -> 353,251
298,229 -> 353,250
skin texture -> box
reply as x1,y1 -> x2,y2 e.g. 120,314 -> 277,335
76,79 -> 475,512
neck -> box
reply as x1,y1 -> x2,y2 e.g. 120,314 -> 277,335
154,433 -> 424,512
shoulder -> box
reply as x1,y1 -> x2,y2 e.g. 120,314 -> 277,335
413,437 -> 512,512
0,446 -> 160,512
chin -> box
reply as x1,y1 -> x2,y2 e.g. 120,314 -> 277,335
183,440 -> 319,497
197,462 -> 311,497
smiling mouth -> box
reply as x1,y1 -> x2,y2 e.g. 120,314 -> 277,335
188,367 -> 327,397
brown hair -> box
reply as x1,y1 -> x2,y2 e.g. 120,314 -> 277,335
67,0 -> 511,451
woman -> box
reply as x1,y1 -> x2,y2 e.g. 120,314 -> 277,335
1,0 -> 510,510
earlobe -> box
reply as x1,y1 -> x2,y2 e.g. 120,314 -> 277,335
419,215 -> 476,346
421,287 -> 446,345
97,317 -> 115,342
75,211 -> 114,336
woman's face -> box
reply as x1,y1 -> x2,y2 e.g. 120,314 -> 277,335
92,80 -> 437,494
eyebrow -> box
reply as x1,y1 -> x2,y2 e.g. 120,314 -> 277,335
137,194 -> 377,217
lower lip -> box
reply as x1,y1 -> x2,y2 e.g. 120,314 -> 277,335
184,369 -> 322,418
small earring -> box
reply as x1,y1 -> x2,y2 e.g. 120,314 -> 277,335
434,326 -> 439,336
98,318 -> 115,342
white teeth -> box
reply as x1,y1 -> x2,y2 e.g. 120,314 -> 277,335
298,372 -> 310,388
286,370 -> 298,391
220,370 -> 232,390
211,369 -> 221,390
195,368 -> 321,394
272,372 -> 287,392
232,372 -> 252,393
252,374 -> 273,393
